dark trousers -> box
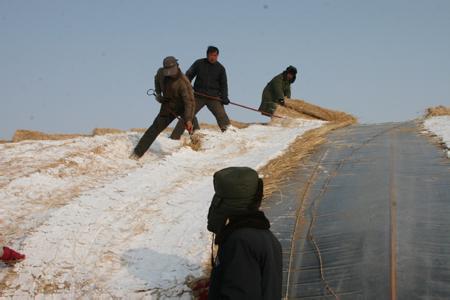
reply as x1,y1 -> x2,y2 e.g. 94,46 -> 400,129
133,111 -> 178,158
170,95 -> 230,140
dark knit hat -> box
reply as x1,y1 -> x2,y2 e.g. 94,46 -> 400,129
208,167 -> 263,234
212,167 -> 260,209
286,65 -> 298,75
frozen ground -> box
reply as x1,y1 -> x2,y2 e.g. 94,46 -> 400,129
0,119 -> 324,298
424,115 -> 450,158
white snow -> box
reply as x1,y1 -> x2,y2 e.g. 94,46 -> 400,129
424,115 -> 450,158
0,119 -> 324,298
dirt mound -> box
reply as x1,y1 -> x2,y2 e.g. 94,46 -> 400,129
12,130 -> 88,143
425,105 -> 450,118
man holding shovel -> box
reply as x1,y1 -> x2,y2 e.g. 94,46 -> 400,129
131,56 -> 195,159
170,46 -> 231,139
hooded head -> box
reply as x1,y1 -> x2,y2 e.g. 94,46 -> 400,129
284,65 -> 298,83
207,167 -> 263,234
162,56 -> 179,77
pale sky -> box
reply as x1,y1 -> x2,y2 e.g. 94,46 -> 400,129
1,0 -> 450,139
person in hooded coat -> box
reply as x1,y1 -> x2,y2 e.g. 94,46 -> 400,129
259,65 -> 298,116
205,166 -> 282,300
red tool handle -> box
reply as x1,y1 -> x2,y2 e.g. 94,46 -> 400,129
193,91 -> 285,119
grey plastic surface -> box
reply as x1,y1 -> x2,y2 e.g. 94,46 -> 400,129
262,122 -> 450,299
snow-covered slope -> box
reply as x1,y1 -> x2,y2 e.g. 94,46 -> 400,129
0,119 -> 324,298
424,115 -> 450,158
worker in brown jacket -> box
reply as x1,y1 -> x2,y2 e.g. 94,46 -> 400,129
131,56 -> 195,159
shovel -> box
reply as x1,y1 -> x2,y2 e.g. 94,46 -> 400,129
193,91 -> 286,119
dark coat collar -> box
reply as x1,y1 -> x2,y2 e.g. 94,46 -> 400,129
215,211 -> 270,245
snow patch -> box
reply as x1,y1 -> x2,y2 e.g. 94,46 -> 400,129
424,116 -> 450,158
0,119 -> 324,298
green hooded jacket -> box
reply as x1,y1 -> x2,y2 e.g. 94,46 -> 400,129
258,72 -> 291,115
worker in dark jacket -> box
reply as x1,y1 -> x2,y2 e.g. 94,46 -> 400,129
170,46 -> 231,139
131,56 -> 195,159
259,65 -> 298,115
206,167 -> 282,300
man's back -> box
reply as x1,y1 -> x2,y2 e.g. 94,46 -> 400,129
209,227 -> 283,300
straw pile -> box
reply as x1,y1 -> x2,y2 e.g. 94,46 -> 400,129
180,120 -> 248,151
92,128 -> 124,136
259,122 -> 350,199
129,128 -> 147,133
11,128 -> 147,143
181,132 -> 204,151
425,105 -> 450,118
260,98 -> 357,199
12,130 -> 88,143
273,104 -> 316,120
281,98 -> 357,123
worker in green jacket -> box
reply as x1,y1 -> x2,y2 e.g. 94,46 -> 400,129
258,66 -> 298,115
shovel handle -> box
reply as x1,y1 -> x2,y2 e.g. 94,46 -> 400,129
193,91 -> 285,119
147,88 -> 192,133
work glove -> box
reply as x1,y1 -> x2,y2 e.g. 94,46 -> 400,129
221,97 -> 230,105
185,121 -> 194,134
278,98 -> 285,106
